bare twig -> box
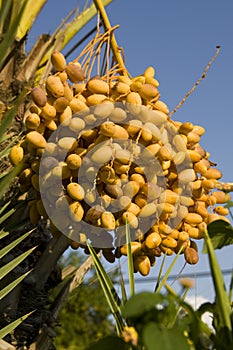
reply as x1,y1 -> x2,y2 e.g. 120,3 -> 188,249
169,46 -> 221,118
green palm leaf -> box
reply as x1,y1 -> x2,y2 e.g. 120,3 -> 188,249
0,159 -> 26,200
204,229 -> 232,333
87,243 -> 125,335
0,311 -> 34,340
0,270 -> 31,301
0,246 -> 37,281
0,0 -> 27,70
0,229 -> 33,259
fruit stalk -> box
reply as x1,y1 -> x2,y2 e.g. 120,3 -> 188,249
93,0 -> 128,76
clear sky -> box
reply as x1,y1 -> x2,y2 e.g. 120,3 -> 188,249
27,0 -> 233,301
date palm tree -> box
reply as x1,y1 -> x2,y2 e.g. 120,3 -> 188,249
0,1 -> 112,348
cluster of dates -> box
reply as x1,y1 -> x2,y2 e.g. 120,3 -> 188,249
9,52 -> 231,276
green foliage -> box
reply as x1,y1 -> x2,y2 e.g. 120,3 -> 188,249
202,220 -> 233,252
224,201 -> 233,209
125,221 -> 135,297
85,288 -> 211,349
203,229 -> 232,344
0,246 -> 36,281
0,91 -> 35,339
0,270 -> 31,301
54,251 -> 115,350
122,292 -> 168,319
54,280 -> 114,350
0,93 -> 26,143
0,226 -> 35,340
87,219 -> 233,350
0,0 -> 27,71
87,243 -> 125,335
0,311 -> 34,340
142,323 -> 190,350
0,0 -> 113,345
201,219 -> 233,348
86,336 -> 129,350
1,1 -> 233,348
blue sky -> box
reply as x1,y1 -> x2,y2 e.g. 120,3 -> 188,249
28,0 -> 233,300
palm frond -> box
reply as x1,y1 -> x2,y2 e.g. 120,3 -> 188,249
15,0 -> 47,41
0,246 -> 37,281
0,0 -> 27,71
0,311 -> 34,340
